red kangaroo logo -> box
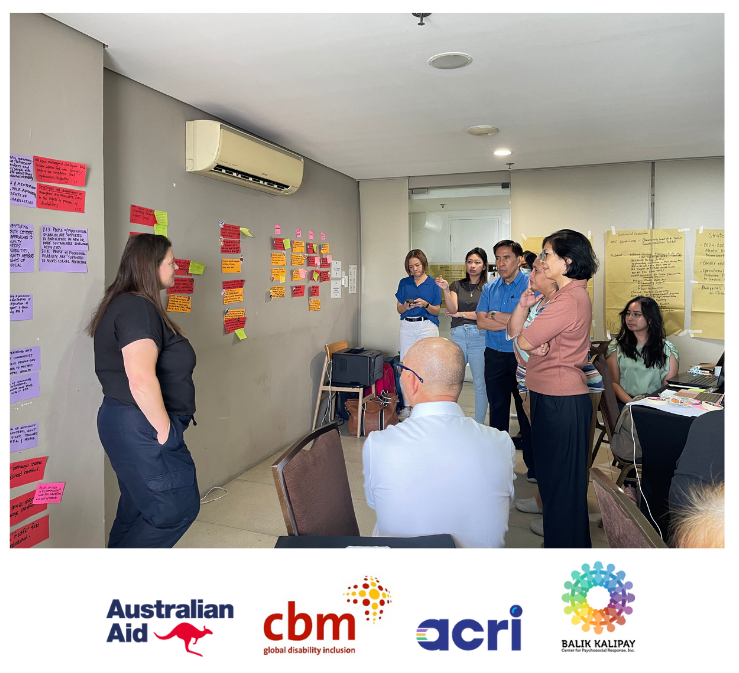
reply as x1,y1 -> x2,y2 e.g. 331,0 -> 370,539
154,623 -> 213,656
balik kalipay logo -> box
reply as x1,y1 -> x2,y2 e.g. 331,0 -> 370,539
560,562 -> 636,653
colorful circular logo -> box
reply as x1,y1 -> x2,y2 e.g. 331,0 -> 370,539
342,575 -> 392,623
562,562 -> 635,634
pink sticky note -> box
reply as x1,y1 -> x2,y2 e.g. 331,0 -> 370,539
327,255 -> 333,263
33,482 -> 66,504
298,268 -> 306,279
321,232 -> 326,241
275,224 -> 281,235
296,229 -> 302,238
308,231 -> 314,240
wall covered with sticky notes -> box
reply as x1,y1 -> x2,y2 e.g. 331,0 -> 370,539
9,14 -> 106,547
102,68 -> 360,537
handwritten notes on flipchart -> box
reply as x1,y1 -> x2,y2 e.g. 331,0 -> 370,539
10,423 -> 39,453
10,154 -> 34,181
33,156 -> 87,186
38,226 -> 88,272
10,295 -> 33,320
605,229 -> 685,336
691,229 -> 724,339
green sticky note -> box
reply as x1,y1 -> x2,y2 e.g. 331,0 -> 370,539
154,223 -> 168,237
240,228 -> 253,238
234,328 -> 247,340
313,271 -> 319,282
154,210 -> 168,226
283,238 -> 291,249
189,261 -> 206,275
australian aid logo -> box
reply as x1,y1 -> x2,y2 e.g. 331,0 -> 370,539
106,598 -> 234,657
263,574 -> 393,657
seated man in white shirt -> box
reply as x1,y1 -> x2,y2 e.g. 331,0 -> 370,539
362,337 -> 516,548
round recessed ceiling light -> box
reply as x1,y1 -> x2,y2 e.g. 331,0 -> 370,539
468,125 -> 499,136
494,149 -> 513,156
428,52 -> 473,70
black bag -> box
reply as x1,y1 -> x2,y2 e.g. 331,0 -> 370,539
335,391 -> 359,421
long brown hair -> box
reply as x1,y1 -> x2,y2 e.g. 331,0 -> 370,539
87,234 -> 184,337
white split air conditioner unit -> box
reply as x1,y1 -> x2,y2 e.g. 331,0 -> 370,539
186,120 -> 304,196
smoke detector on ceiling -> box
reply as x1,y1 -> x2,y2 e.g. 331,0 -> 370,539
428,52 -> 473,69
468,125 -> 499,136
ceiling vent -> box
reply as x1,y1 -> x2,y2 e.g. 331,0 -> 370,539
186,120 -> 304,196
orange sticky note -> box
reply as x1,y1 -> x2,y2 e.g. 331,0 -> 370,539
291,254 -> 306,266
270,286 -> 286,298
271,252 -> 287,266
223,288 -> 244,304
292,240 -> 305,253
222,258 -> 242,273
309,299 -> 321,311
167,294 -> 191,313
292,269 -> 301,281
320,243 -> 330,254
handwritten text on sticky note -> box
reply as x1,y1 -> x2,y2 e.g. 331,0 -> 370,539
166,294 -> 191,313
33,482 -> 66,504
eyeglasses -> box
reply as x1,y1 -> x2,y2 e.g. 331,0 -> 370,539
624,311 -> 643,319
397,363 -> 423,383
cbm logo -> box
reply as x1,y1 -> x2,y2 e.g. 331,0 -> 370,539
416,605 -> 522,651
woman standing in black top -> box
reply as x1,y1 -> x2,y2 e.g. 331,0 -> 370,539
87,234 -> 199,548
436,247 -> 489,423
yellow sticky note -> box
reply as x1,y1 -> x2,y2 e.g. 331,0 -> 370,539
234,328 -> 247,340
240,228 -> 254,238
154,223 -> 168,237
292,240 -> 305,253
167,294 -> 191,313
223,288 -> 244,304
292,269 -> 301,281
283,238 -> 291,249
291,254 -> 306,267
154,210 -> 168,227
312,271 -> 319,282
271,252 -> 286,266
271,268 -> 286,282
309,299 -> 321,311
188,261 -> 205,275
222,258 -> 242,273
320,243 -> 329,254
270,286 -> 285,298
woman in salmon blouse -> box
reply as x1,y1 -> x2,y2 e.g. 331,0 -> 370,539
507,229 -> 599,548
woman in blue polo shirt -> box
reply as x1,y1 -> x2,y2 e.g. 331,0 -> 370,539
395,249 -> 441,418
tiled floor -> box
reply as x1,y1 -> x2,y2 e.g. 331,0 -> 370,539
176,382 -> 617,549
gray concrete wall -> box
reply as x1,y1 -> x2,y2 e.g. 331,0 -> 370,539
103,71 -> 360,537
10,14 -> 106,547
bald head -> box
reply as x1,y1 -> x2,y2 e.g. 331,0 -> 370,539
404,337 -> 465,402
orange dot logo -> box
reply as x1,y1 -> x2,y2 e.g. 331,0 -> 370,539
342,575 -> 392,624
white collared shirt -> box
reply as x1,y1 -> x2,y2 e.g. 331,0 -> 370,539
362,401 -> 516,548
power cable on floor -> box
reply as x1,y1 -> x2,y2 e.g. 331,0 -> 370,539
200,486 -> 228,505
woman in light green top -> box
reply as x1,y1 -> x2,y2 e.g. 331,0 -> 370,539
607,296 -> 679,409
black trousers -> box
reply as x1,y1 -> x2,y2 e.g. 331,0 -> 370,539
484,348 -> 533,468
530,391 -> 592,548
97,398 -> 200,548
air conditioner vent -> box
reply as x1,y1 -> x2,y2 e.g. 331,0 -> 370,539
211,164 -> 291,192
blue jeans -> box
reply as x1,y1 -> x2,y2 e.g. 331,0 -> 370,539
450,324 -> 487,423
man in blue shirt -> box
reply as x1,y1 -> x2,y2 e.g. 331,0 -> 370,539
476,240 -> 534,480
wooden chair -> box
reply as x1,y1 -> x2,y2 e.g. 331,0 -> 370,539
312,340 -> 373,438
271,423 -> 360,537
591,467 -> 667,548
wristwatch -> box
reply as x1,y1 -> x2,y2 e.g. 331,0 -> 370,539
491,310 -> 497,320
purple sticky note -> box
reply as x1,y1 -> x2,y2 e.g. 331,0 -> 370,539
10,223 -> 35,273
10,178 -> 36,208
10,347 -> 41,377
41,225 -> 88,248
10,154 -> 34,181
33,482 -> 66,505
39,246 -> 87,273
10,371 -> 40,404
10,294 -> 33,321
10,423 -> 39,452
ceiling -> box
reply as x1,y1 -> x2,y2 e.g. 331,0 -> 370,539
48,13 -> 724,180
